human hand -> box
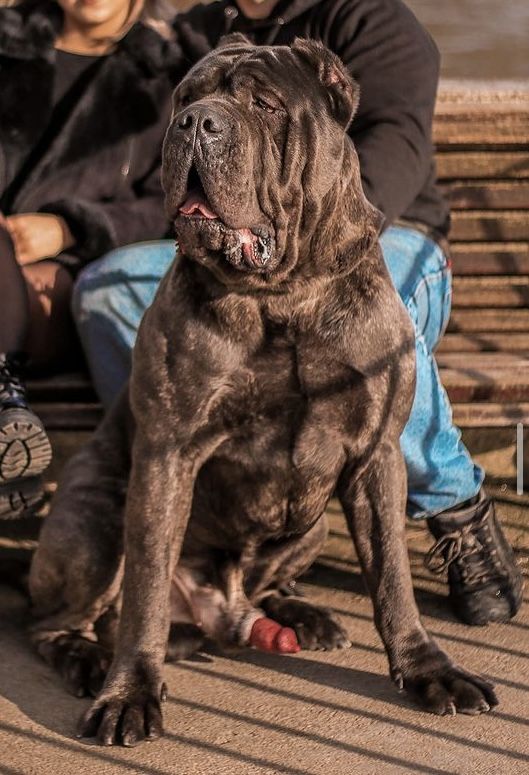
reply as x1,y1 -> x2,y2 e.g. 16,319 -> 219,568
5,213 -> 74,265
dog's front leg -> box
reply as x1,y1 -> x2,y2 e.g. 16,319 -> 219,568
338,441 -> 497,716
78,435 -> 195,746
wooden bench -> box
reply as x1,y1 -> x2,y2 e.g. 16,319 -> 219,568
434,81 -> 529,427
27,81 -> 529,431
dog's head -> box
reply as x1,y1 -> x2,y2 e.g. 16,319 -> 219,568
162,36 -> 382,288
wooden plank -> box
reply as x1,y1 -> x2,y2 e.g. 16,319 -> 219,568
437,333 -> 529,353
27,396 -> 529,429
433,110 -> 529,148
447,309 -> 529,332
27,372 -> 96,402
434,111 -> 529,147
435,84 -> 529,147
436,152 -> 529,180
452,402 -> 529,427
30,403 -> 103,430
450,243 -> 529,275
439,353 -> 529,403
437,352 -> 529,369
450,211 -> 529,241
441,367 -> 529,402
442,181 -> 529,210
452,276 -> 529,308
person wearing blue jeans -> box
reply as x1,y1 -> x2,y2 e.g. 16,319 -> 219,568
72,224 -> 522,626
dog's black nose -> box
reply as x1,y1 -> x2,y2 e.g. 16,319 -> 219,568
176,106 -> 226,139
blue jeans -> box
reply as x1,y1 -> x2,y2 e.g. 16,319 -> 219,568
72,227 -> 484,518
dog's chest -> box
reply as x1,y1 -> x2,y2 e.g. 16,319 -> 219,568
201,335 -> 361,538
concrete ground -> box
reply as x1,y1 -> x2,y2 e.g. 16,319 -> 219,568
0,430 -> 528,775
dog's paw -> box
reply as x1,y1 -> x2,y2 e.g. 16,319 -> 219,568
261,595 -> 350,651
396,662 -> 498,716
77,681 -> 167,747
37,635 -> 110,698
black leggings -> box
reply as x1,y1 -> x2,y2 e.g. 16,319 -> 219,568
0,225 -> 30,354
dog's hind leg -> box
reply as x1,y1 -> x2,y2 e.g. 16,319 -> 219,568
245,516 -> 351,651
29,390 -> 132,697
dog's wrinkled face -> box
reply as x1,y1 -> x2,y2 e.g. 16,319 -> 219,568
162,37 -> 366,286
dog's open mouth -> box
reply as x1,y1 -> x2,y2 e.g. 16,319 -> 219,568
178,166 -> 219,221
175,166 -> 274,272
179,191 -> 219,221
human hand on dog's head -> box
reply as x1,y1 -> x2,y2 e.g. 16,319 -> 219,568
162,38 -> 383,288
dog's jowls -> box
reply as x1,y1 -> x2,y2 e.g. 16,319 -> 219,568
29,36 -> 497,747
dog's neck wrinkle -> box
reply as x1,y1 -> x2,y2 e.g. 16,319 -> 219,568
309,151 -> 381,277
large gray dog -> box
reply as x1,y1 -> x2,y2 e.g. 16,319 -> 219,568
29,36 -> 497,747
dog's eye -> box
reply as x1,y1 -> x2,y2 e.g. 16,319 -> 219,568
253,97 -> 278,114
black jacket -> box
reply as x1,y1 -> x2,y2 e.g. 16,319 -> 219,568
0,1 -> 183,271
174,0 -> 450,236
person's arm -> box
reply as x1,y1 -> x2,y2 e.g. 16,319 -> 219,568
37,155 -> 169,265
330,0 -> 440,225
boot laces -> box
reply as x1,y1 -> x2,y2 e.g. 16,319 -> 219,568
425,512 -> 502,587
0,359 -> 26,404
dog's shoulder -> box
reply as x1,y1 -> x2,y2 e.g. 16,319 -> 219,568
311,250 -> 414,375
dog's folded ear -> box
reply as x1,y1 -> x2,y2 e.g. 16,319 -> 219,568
292,38 -> 360,128
216,32 -> 253,51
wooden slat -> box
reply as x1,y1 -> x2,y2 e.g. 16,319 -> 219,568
437,332 -> 529,353
450,211 -> 529,241
439,353 -> 529,403
437,352 -> 529,368
31,403 -> 103,430
434,111 -> 529,147
450,243 -> 529,275
441,369 -> 529,403
436,152 -> 529,179
434,83 -> 529,147
27,372 -> 95,402
31,395 -> 529,428
452,276 -> 529,308
28,395 -> 529,429
443,181 -> 529,210
452,402 -> 529,427
447,309 -> 529,332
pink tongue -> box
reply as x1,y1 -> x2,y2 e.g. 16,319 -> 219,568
179,191 -> 218,220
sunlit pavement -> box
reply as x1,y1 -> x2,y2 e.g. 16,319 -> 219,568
0,431 -> 527,775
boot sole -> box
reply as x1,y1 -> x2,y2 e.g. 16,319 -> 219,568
0,476 -> 45,520
0,408 -> 52,483
454,573 -> 525,626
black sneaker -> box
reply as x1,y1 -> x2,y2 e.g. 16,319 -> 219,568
0,354 -> 52,493
425,490 -> 524,625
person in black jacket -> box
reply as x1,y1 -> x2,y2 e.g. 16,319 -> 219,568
72,0 -> 522,627
0,0 -> 182,518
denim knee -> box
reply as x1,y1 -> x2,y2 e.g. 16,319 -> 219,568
71,240 -> 175,329
71,257 -> 112,327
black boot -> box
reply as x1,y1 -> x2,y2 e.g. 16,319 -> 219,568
0,354 -> 51,518
426,490 -> 523,625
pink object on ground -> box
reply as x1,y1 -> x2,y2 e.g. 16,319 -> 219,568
249,617 -> 300,653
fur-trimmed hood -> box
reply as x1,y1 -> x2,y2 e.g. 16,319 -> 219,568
0,1 -> 184,269
0,0 -> 182,72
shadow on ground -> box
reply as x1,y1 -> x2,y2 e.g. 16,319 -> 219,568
0,436 -> 528,774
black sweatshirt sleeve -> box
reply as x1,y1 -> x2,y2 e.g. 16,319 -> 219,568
329,0 -> 441,225
39,156 -> 169,265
